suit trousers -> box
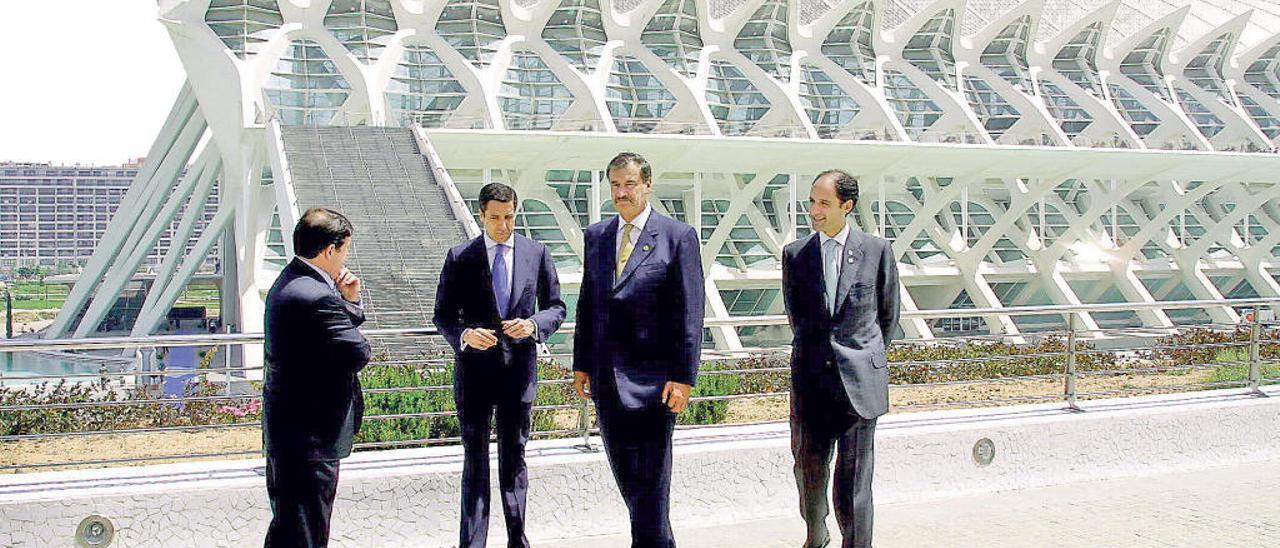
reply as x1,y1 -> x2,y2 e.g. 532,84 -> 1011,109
264,457 -> 341,548
596,396 -> 678,548
458,396 -> 534,548
791,390 -> 877,548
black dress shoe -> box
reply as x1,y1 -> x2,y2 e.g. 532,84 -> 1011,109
803,532 -> 832,548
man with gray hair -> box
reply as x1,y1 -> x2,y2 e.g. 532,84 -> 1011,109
782,170 -> 900,548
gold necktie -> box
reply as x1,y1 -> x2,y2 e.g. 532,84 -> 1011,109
616,223 -> 636,277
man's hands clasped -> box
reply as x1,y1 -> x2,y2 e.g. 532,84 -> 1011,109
462,319 -> 537,351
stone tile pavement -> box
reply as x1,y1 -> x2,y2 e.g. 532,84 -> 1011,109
551,459 -> 1280,547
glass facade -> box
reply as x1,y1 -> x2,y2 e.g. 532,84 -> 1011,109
545,170 -> 597,228
385,45 -> 467,127
1052,22 -> 1103,97
499,51 -> 575,130
799,66 -> 860,139
884,69 -> 942,139
981,15 -> 1033,93
606,56 -> 677,133
1108,84 -> 1160,137
265,40 -> 352,126
204,0 -> 283,59
1238,93 -> 1280,139
1175,87 -> 1225,139
1184,33 -> 1236,105
1243,44 -> 1280,101
516,199 -> 580,267
1119,28 -> 1172,101
706,60 -> 771,136
1039,80 -> 1092,139
902,9 -> 956,90
821,3 -> 876,86
543,0 -> 608,72
323,0 -> 398,63
735,0 -> 792,82
963,76 -> 1020,140
436,0 -> 507,68
641,0 -> 703,78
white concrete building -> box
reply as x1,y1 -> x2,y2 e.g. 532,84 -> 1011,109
45,0 -> 1280,349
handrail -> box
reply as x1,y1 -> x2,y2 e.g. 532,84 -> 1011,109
411,123 -> 481,239
3,297 -> 1277,353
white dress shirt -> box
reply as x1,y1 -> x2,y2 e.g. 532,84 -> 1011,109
462,233 -> 524,349
616,202 -> 653,255
819,223 -> 850,311
485,232 -> 515,293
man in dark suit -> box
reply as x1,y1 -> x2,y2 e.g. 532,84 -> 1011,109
433,182 -> 567,548
573,152 -> 704,547
263,207 -> 371,547
782,171 -> 901,548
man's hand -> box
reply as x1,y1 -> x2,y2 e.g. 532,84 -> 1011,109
336,268 -> 361,303
462,328 -> 498,351
502,318 -> 537,340
662,381 -> 693,413
573,371 -> 592,399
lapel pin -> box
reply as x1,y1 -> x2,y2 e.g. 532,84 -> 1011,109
643,245 -> 651,252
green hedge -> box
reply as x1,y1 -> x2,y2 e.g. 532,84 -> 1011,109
4,329 -> 1276,443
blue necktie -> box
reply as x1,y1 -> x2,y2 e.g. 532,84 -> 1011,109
492,243 -> 510,317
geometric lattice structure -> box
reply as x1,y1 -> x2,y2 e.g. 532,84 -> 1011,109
49,1 -> 1280,359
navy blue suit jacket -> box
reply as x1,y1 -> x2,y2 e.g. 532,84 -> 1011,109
573,211 -> 705,410
263,258 -> 371,462
433,234 -> 567,404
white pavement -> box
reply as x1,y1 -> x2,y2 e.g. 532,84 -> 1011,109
552,459 -> 1280,547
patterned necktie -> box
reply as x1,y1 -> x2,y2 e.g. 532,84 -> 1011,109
824,238 -> 839,314
492,243 -> 510,316
616,223 -> 636,277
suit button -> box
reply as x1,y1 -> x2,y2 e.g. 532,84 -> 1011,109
825,360 -> 834,367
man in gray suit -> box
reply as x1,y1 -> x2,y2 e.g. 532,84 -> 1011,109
782,170 -> 900,548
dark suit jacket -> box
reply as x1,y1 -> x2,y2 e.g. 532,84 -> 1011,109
433,234 -> 567,404
573,211 -> 705,410
782,229 -> 901,419
263,258 -> 371,462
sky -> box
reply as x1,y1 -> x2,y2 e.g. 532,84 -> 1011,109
0,2 -> 186,166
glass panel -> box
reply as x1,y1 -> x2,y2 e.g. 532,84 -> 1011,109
324,0 -> 398,63
500,51 -> 575,130
821,3 -> 876,85
205,0 -> 283,59
436,0 -> 507,68
386,44 -> 467,127
642,0 -> 702,78
734,0 -> 791,82
606,56 -> 677,133
706,60 -> 770,136
543,0 -> 608,72
265,40 -> 352,126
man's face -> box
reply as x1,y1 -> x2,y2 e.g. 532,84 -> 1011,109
324,236 -> 352,271
481,199 -> 516,242
608,162 -> 652,221
809,177 -> 853,236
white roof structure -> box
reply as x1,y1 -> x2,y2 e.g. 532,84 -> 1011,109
45,0 -> 1280,352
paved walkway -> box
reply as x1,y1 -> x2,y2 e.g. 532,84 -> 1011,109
554,460 -> 1280,547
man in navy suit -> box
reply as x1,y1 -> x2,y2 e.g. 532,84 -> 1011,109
264,207 -> 371,547
783,171 -> 900,548
433,182 -> 567,548
573,152 -> 705,547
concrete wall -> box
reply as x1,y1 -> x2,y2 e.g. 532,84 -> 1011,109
2,386 -> 1277,547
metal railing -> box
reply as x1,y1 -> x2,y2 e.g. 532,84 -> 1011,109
1,298 -> 1278,472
